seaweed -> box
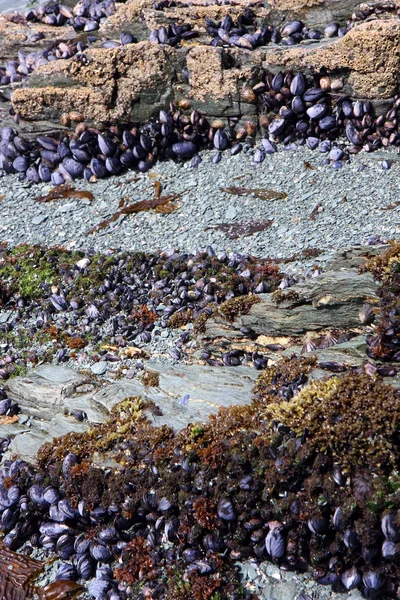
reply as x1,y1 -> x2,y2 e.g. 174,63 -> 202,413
0,541 -> 82,599
87,181 -> 180,234
264,373 -> 400,466
220,187 -> 287,200
217,294 -> 261,322
35,184 -> 94,203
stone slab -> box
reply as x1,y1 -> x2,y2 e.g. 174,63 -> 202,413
5,365 -> 88,419
203,269 -> 379,338
93,362 -> 258,432
5,432 -> 46,464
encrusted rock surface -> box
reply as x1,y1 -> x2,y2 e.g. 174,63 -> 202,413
201,268 -> 379,338
5,0 -> 400,127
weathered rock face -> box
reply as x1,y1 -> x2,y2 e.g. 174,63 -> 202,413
201,268 -> 379,338
3,361 -> 258,462
13,41 -> 176,123
5,0 -> 400,128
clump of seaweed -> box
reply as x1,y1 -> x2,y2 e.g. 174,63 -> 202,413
168,309 -> 194,328
115,537 -> 154,584
264,373 -> 400,466
217,294 -> 261,322
271,288 -> 299,304
38,395 -> 150,464
140,369 -> 160,387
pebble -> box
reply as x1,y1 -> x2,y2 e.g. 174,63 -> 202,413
225,205 -> 237,220
90,361 -> 108,375
32,215 -> 48,225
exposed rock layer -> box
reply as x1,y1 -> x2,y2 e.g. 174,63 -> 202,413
3,0 -> 400,128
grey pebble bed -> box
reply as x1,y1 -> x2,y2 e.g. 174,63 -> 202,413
0,143 -> 399,272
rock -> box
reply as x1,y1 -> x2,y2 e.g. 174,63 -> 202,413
325,244 -> 391,271
45,413 -> 88,439
302,335 -> 368,370
32,215 -> 48,226
5,432 -> 47,464
13,42 -> 176,125
93,362 -> 258,431
225,205 -> 237,220
90,361 -> 108,375
0,310 -> 13,323
64,392 -> 107,424
7,2 -> 399,129
5,365 -> 87,418
202,269 -> 379,338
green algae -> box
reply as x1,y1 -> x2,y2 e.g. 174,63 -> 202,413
0,245 -> 85,300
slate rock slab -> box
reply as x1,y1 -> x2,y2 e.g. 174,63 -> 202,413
93,362 -> 258,432
5,365 -> 87,418
202,269 -> 379,339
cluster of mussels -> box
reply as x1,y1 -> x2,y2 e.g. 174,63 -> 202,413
149,23 -> 198,46
0,39 -> 91,85
350,0 -> 400,23
0,388 -> 18,461
205,14 -> 346,50
247,72 -> 400,168
24,0 -> 119,32
148,13 -> 346,50
3,64 -> 400,183
0,245 -> 281,376
0,366 -> 398,600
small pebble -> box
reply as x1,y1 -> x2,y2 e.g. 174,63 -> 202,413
90,361 -> 108,375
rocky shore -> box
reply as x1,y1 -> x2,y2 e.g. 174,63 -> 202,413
1,0 -> 400,599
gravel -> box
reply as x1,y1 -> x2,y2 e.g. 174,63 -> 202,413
0,142 -> 399,274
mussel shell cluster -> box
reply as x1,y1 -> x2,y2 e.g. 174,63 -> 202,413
25,0 -> 117,32
0,388 -> 17,460
205,13 -> 346,50
0,246 -> 281,374
0,39 -> 90,85
149,23 -> 198,46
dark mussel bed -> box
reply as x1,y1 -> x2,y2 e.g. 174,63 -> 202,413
3,69 -> 400,185
0,244 -> 282,377
0,245 -> 399,598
